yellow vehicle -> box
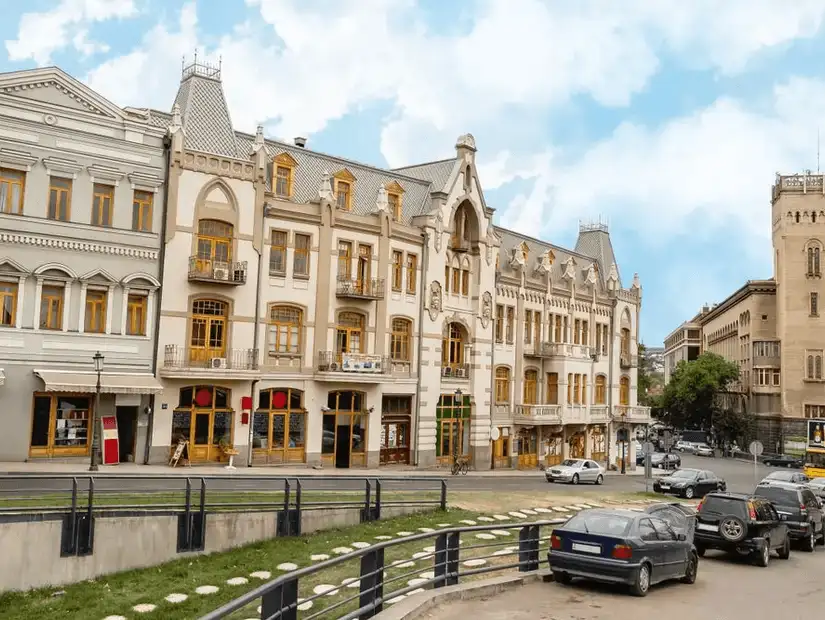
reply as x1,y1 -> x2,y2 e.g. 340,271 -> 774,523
804,419 -> 825,479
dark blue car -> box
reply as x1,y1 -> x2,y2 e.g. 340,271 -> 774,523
548,505 -> 698,596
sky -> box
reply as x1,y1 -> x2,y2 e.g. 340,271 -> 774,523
4,0 -> 825,346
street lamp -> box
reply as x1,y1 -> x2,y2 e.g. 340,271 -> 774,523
89,351 -> 104,472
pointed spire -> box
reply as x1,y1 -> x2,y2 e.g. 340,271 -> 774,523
631,273 -> 641,290
373,184 -> 389,214
252,125 -> 264,152
169,103 -> 182,133
319,170 -> 333,201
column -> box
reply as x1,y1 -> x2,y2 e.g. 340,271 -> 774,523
561,427 -> 570,458
146,290 -> 155,339
105,286 -> 114,334
15,276 -> 25,329
78,283 -> 88,333
33,278 -> 43,329
62,282 -> 72,332
584,427 -> 592,459
120,287 -> 130,335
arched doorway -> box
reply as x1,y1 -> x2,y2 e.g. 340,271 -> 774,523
436,393 -> 471,466
172,386 -> 233,462
323,391 -> 368,468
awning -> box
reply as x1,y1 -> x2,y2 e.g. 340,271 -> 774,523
33,370 -> 163,395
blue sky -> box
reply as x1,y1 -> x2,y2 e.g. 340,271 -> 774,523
4,0 -> 825,346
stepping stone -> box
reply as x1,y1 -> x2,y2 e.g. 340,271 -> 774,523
311,554 -> 330,561
332,547 -> 353,555
351,542 -> 371,549
564,505 -> 581,511
419,571 -> 435,579
276,563 -> 298,571
576,504 -> 591,510
492,549 -> 512,556
397,531 -> 414,536
412,551 -> 430,559
491,530 -> 511,536
250,571 -> 271,580
103,617 -> 127,620
387,595 -> 406,604
475,533 -> 496,540
407,578 -> 428,587
341,578 -> 360,588
313,584 -> 339,596
521,509 -> 538,515
508,511 -> 527,518
436,523 -> 452,527
165,593 -> 188,603
375,535 -> 393,540
584,502 -> 601,508
463,558 -> 487,567
195,585 -> 219,595
534,507 -> 553,513
132,606 -> 156,614
297,599 -> 313,611
477,516 -> 495,522
552,507 -> 568,512
227,577 -> 248,586
423,545 -> 436,553
492,514 -> 510,521
418,527 -> 436,533
459,519 -> 476,525
394,560 -> 415,568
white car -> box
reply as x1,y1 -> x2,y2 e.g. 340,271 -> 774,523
694,444 -> 714,457
675,440 -> 695,452
545,458 -> 605,485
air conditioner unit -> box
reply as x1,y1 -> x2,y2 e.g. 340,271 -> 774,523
454,367 -> 467,378
210,357 -> 228,369
443,366 -> 454,377
328,362 -> 340,371
591,353 -> 600,362
213,267 -> 229,281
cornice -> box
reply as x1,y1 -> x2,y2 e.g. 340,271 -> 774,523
0,232 -> 158,261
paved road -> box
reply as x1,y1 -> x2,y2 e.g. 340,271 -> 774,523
431,545 -> 825,619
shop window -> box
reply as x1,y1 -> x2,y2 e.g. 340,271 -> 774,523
252,388 -> 306,464
29,394 -> 92,457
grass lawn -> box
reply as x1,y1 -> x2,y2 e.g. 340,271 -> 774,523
0,507 -> 559,620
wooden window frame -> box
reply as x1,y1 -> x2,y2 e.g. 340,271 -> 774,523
461,268 -> 469,296
268,305 -> 303,356
523,369 -> 538,405
494,367 -> 511,404
390,317 -> 412,362
85,289 -> 107,334
442,323 -> 465,367
293,233 -> 311,277
812,292 -> 820,317
0,281 -> 18,327
391,251 -> 403,291
40,285 -> 64,330
506,307 -> 515,344
273,153 -> 298,199
386,181 -> 404,221
495,305 -> 504,343
132,190 -> 153,232
619,376 -> 630,406
524,310 -> 533,345
546,372 -> 559,405
48,176 -> 72,221
270,229 -> 288,275
0,167 -> 25,214
336,312 -> 366,355
92,183 -> 114,227
406,254 -> 417,294
126,293 -> 147,336
594,375 -> 606,404
338,240 -> 353,280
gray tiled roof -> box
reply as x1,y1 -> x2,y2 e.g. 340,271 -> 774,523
393,159 -> 457,193
147,109 -> 171,129
173,74 -> 238,158
574,228 -> 620,288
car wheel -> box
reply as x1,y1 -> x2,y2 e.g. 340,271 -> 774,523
778,536 -> 791,560
819,521 -> 825,546
629,562 -> 651,597
595,474 -> 604,485
754,541 -> 770,567
684,486 -> 695,499
680,552 -> 698,584
554,571 -> 572,585
803,527 -> 816,553
695,545 -> 706,557
571,473 -> 579,485
719,516 -> 748,543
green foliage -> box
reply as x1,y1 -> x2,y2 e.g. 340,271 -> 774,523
637,344 -> 664,406
660,352 -> 743,435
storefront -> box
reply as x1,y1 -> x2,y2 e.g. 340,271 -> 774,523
171,385 -> 234,462
252,388 -> 306,464
322,390 -> 368,468
568,430 -> 585,459
30,393 -> 93,457
589,425 -> 607,462
544,432 -> 563,466
435,392 -> 471,466
380,395 -> 412,465
516,427 -> 538,469
491,426 -> 511,469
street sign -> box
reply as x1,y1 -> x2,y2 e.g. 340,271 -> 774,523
749,440 -> 764,456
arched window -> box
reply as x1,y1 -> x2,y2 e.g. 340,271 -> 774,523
442,323 -> 466,371
461,257 -> 470,296
336,312 -> 365,355
619,376 -> 630,406
595,375 -> 607,404
172,386 -> 232,462
523,369 -> 538,404
189,299 -> 229,365
268,305 -> 302,357
818,355 -> 824,380
808,245 -> 822,277
390,318 -> 412,361
253,388 -> 306,463
620,327 -> 631,356
494,367 -> 511,403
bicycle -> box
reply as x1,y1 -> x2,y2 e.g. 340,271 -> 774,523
451,455 -> 471,476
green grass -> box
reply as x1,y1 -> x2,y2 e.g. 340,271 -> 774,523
0,508 -> 552,620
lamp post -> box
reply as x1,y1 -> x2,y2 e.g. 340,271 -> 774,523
454,388 -> 463,459
89,351 -> 104,472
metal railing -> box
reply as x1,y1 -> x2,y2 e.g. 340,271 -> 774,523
336,278 -> 386,300
316,351 -> 389,374
620,353 -> 638,368
200,518 -> 564,620
441,363 -> 470,379
188,256 -> 248,284
162,345 -> 260,370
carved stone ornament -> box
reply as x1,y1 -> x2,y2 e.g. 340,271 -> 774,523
169,103 -> 182,133
535,250 -> 555,275
318,170 -> 333,201
509,246 -> 526,269
631,272 -> 641,290
585,263 -> 597,286
252,124 -> 265,152
434,211 -> 444,252
485,229 -> 495,266
606,262 -> 620,290
480,291 -> 493,328
428,280 -> 443,321
455,133 -> 477,151
373,184 -> 389,214
562,257 -> 576,281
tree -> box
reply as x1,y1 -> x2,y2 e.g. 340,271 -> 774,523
659,352 -> 743,438
637,344 -> 664,406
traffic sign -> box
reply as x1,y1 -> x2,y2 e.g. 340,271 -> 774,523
749,440 -> 764,456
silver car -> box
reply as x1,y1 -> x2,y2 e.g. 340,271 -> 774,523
545,458 -> 605,485
695,444 -> 714,457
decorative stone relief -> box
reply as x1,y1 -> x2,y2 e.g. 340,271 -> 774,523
606,262 -> 619,291
480,291 -> 492,328
509,245 -> 526,269
43,114 -> 57,126
169,103 -> 182,133
251,125 -> 265,153
0,232 -> 158,259
433,211 -> 444,253
562,257 -> 576,281
535,250 -> 555,275
455,133 -> 477,151
373,184 -> 389,214
318,170 -> 334,201
631,273 -> 641,290
485,229 -> 496,266
585,263 -> 597,286
428,281 -> 443,321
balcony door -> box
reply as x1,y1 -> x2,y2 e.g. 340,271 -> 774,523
336,312 -> 365,360
190,299 -> 228,365
356,245 -> 372,292
195,220 -> 232,276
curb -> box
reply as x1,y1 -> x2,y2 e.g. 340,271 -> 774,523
373,570 -> 554,620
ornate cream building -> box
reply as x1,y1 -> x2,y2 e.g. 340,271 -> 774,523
663,172 -> 825,447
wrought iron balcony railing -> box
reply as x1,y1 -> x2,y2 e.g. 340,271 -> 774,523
316,351 -> 389,374
188,257 -> 248,285
162,345 -> 259,371
335,277 -> 385,300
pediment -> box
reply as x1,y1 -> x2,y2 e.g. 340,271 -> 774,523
385,180 -> 405,194
273,152 -> 299,168
333,168 -> 357,182
0,68 -> 123,119
80,268 -> 117,285
0,257 -> 28,275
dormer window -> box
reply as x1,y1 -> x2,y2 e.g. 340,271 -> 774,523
333,169 -> 356,211
385,181 -> 404,221
273,152 -> 298,199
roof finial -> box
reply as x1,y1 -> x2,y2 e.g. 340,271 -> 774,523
319,170 -> 334,201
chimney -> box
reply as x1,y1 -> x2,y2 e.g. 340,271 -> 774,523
294,137 -> 307,148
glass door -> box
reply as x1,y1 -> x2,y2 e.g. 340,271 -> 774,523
191,411 -> 212,461
189,300 -> 228,365
356,245 -> 371,293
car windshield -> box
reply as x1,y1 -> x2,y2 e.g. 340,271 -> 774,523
559,459 -> 580,467
668,470 -> 698,479
765,471 -> 795,481
755,486 -> 798,503
564,512 -> 632,537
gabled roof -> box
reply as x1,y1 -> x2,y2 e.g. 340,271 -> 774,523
392,159 -> 458,194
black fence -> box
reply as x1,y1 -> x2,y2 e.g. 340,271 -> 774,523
0,475 -> 447,557
199,518 -> 564,620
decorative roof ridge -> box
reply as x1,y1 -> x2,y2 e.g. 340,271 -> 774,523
493,225 -> 596,263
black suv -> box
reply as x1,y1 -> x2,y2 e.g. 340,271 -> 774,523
754,482 -> 825,552
694,492 -> 790,566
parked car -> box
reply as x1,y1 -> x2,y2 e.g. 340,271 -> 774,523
545,458 -> 605,485
675,440 -> 695,452
653,468 -> 726,499
760,470 -> 809,485
807,477 -> 825,499
548,507 -> 698,597
695,444 -> 714,457
762,454 -> 804,468
753,482 -> 824,552
650,452 -> 681,469
694,492 -> 791,566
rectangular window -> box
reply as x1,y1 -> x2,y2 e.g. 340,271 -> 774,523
92,183 -> 114,227
595,377 -> 606,404
506,307 -> 515,344
582,375 -> 587,405
554,315 -> 562,342
524,310 -> 533,345
546,372 -> 558,405
772,369 -> 781,386
48,177 -> 72,221
595,324 -> 602,353
0,281 -> 18,326
293,233 -> 310,277
806,350 -> 824,380
392,250 -> 403,291
582,320 -> 589,346
132,190 -> 153,232
573,319 -> 581,344
406,254 -> 417,294
126,294 -> 147,336
444,265 -> 450,293
452,267 -> 460,293
563,316 -> 569,343
85,290 -> 107,333
270,230 -> 288,274
338,241 -> 352,279
461,269 -> 469,296
40,285 -> 64,330
388,193 -> 401,220
602,325 -> 609,355
573,374 -> 581,404
335,181 -> 351,210
567,373 -> 573,404
495,305 -> 504,343
805,404 -> 825,419
812,292 -> 819,317
275,166 -> 292,197
0,167 -> 25,214
534,313 -> 541,346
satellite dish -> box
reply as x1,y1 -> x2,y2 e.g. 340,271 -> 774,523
490,427 -> 501,441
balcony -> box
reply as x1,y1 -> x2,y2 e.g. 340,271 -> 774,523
514,404 -> 562,424
160,345 -> 259,377
188,257 -> 248,285
316,351 -> 389,381
620,353 -> 638,369
528,342 -> 594,360
562,404 -> 589,424
441,363 -> 470,380
589,406 -> 610,423
614,405 -> 652,423
492,403 -> 511,419
336,277 -> 385,300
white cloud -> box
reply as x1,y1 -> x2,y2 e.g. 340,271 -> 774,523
5,0 -> 137,65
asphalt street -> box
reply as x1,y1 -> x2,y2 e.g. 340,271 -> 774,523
431,544 -> 825,620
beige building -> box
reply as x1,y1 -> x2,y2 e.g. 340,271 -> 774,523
138,60 -> 650,469
663,312 -> 704,385
663,171 -> 825,446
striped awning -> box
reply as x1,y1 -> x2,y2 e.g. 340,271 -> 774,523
33,370 -> 162,395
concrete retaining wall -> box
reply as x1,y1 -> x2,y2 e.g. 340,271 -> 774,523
0,503 -> 435,593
